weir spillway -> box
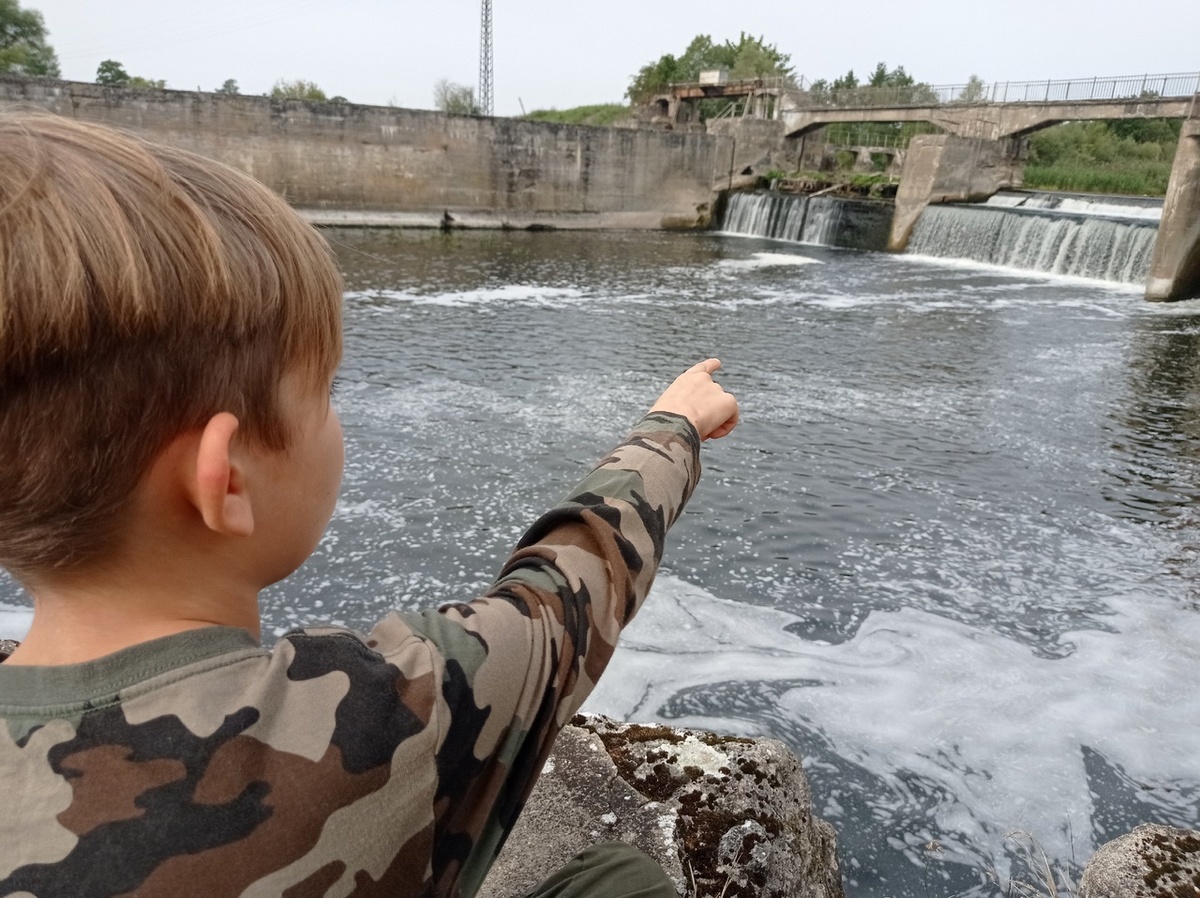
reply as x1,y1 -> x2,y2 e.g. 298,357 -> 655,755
718,191 -> 894,251
907,194 -> 1161,285
718,188 -> 1165,290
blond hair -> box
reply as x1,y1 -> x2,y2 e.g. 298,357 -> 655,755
0,112 -> 343,579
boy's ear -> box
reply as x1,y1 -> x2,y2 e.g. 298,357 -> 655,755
191,412 -> 255,537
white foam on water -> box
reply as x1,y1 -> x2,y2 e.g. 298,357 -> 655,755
903,253 -> 1145,293
717,252 -> 824,269
984,194 -> 1029,209
986,192 -> 1164,222
1144,297 -> 1200,317
786,288 -> 1135,320
1050,198 -> 1162,221
347,284 -> 588,308
585,573 -> 1200,879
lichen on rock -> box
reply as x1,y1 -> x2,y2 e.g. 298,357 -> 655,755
479,714 -> 843,898
1078,823 -> 1200,898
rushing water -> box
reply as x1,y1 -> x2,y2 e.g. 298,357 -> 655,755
721,191 -> 847,244
3,229 -> 1200,897
985,189 -> 1164,222
720,190 -> 894,251
908,205 -> 1160,286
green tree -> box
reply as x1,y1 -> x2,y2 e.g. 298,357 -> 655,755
96,59 -> 164,89
957,74 -> 988,103
216,78 -> 239,95
832,70 -> 858,90
726,32 -> 793,79
433,78 -> 479,115
1025,119 -> 1181,195
1109,117 -> 1181,144
821,63 -> 937,106
626,54 -> 680,103
626,32 -> 793,103
270,78 -> 327,101
0,0 -> 60,76
95,59 -> 129,86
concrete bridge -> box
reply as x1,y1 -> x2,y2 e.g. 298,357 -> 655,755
783,96 -> 1195,140
777,72 -> 1200,139
768,71 -> 1200,301
886,115 -> 1200,301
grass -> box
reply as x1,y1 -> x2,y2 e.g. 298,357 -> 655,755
522,104 -> 632,127
1022,161 -> 1174,197
988,831 -> 1078,898
1024,120 -> 1180,196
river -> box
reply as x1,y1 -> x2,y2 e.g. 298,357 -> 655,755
3,227 -> 1199,897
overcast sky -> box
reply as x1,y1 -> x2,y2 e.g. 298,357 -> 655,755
29,0 -> 1200,116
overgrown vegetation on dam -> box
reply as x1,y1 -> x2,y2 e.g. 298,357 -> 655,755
523,104 -> 632,127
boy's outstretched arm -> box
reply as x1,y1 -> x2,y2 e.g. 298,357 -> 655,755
382,361 -> 737,895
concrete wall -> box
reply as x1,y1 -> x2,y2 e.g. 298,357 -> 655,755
0,76 -> 725,229
706,118 -> 802,190
1147,116 -> 1200,301
888,134 -> 1023,250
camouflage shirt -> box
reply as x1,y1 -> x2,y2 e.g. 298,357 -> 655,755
0,413 -> 701,898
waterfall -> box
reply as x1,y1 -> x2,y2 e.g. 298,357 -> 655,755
908,205 -> 1159,285
719,191 -> 848,246
801,197 -> 845,246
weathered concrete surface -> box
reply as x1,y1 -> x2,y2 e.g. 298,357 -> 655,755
1078,824 -> 1200,898
825,198 -> 896,251
1147,114 -> 1200,301
0,75 -> 724,230
785,96 -> 1193,141
480,715 -> 843,898
888,134 -> 1022,251
705,118 -> 801,191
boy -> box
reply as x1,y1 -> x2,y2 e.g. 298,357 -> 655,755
0,113 -> 738,897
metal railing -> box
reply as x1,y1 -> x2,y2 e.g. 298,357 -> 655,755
664,74 -> 798,95
823,129 -> 917,149
789,71 -> 1200,111
707,100 -> 743,122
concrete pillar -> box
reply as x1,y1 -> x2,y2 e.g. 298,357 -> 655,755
1146,114 -> 1200,301
888,135 -> 1022,251
666,96 -> 681,125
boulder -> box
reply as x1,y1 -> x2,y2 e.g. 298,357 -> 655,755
480,714 -> 843,898
1079,824 -> 1200,898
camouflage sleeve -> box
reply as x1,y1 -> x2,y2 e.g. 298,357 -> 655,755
378,411 -> 701,895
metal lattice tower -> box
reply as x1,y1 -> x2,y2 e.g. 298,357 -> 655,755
478,0 -> 493,116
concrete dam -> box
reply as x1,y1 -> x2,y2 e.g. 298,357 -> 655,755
1,73 -> 1197,301
0,74 -> 721,231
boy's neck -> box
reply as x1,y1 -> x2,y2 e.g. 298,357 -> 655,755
5,576 -> 262,666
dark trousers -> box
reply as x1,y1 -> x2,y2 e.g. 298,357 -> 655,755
522,843 -> 677,898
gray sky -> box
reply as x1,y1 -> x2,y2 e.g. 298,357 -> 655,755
30,0 -> 1200,117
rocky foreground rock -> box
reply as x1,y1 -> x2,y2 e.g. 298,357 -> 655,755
480,715 -> 1200,898
1079,824 -> 1200,898
479,714 -> 843,898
